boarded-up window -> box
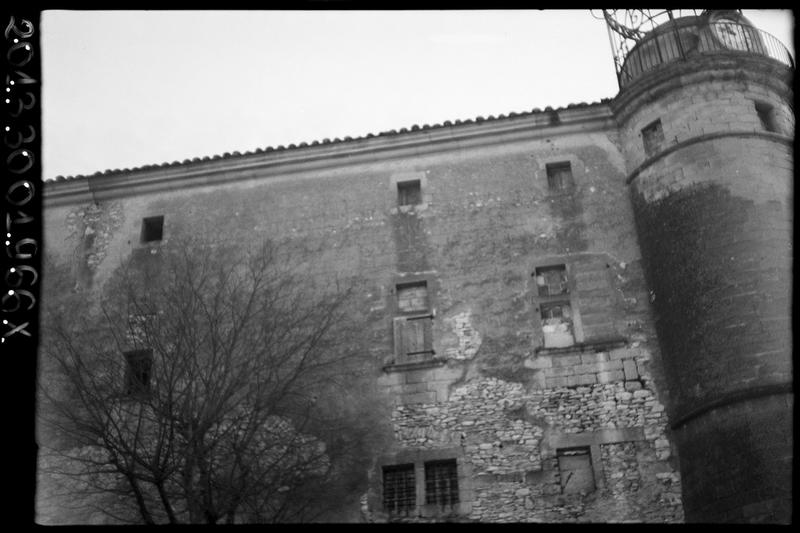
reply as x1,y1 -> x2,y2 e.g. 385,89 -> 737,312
397,281 -> 429,313
425,459 -> 459,506
124,349 -> 153,395
571,259 -> 618,342
541,301 -> 575,348
535,265 -> 568,297
558,447 -> 595,494
397,179 -> 422,206
546,162 -> 573,192
394,315 -> 434,362
383,464 -> 416,513
641,119 -> 664,157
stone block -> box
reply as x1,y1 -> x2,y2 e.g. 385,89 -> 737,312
551,354 -> 582,367
597,370 -> 625,384
623,359 -> 639,380
404,368 -> 436,384
580,352 -> 609,364
432,365 -> 465,382
524,356 -> 553,370
399,391 -> 436,405
567,374 -> 597,387
546,376 -> 569,389
610,347 -> 637,360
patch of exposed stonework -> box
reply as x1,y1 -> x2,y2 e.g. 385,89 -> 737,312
382,374 -> 682,522
65,202 -> 125,278
443,311 -> 482,360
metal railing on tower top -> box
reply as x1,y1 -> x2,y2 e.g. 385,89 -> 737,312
596,10 -> 794,90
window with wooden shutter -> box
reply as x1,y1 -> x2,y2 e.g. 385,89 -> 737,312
394,281 -> 434,363
394,315 -> 434,362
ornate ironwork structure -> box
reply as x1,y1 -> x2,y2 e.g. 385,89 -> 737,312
593,9 -> 794,89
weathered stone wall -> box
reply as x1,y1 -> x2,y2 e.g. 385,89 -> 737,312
41,107 -> 683,523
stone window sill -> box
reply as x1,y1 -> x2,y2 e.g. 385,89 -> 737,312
534,336 -> 627,356
383,356 -> 446,373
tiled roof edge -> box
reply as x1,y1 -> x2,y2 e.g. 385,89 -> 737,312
50,98 -> 613,182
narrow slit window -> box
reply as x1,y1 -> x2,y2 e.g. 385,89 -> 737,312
397,179 -> 422,206
425,459 -> 459,506
641,119 -> 664,157
557,447 -> 595,494
140,215 -> 164,243
546,162 -> 572,192
754,101 -> 778,133
383,464 -> 416,514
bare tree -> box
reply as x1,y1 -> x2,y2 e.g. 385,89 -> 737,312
37,236 -> 390,524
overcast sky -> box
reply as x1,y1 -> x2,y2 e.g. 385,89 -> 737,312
40,10 -> 794,180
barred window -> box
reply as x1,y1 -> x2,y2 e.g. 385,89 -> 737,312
383,464 -> 416,513
425,459 -> 459,506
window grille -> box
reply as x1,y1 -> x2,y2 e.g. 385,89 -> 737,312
383,464 -> 416,513
425,459 -> 459,506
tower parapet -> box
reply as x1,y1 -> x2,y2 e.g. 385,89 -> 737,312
607,9 -> 793,523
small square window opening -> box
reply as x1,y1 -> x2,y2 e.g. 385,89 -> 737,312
641,119 -> 665,158
425,459 -> 459,506
140,216 -> 164,243
546,162 -> 572,192
754,101 -> 778,133
383,464 -> 416,514
397,179 -> 422,206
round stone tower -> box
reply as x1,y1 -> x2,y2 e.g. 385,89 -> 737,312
606,10 -> 793,523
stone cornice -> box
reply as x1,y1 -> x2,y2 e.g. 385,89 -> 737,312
611,52 -> 794,126
44,104 -> 614,207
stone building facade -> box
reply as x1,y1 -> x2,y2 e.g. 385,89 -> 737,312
38,11 -> 792,523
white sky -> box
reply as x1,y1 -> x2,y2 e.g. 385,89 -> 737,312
41,10 -> 794,180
